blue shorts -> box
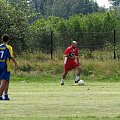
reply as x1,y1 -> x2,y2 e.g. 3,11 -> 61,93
0,69 -> 10,81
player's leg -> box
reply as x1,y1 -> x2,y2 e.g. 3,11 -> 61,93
61,62 -> 70,85
0,79 -> 7,100
75,65 -> 82,83
4,81 -> 10,100
3,72 -> 10,100
61,71 -> 68,85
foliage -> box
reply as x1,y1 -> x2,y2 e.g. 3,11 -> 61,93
0,0 -> 120,55
26,0 -> 100,19
27,12 -> 119,53
109,0 -> 120,7
0,0 -> 30,53
10,52 -> 120,82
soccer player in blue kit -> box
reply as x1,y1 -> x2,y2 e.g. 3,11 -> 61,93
0,35 -> 17,100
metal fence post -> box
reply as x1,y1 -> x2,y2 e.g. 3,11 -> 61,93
114,30 -> 116,59
51,31 -> 53,60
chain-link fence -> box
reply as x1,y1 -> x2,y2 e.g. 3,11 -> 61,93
50,30 -> 120,60
10,30 -> 119,60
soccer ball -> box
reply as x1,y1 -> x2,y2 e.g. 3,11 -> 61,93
78,80 -> 84,86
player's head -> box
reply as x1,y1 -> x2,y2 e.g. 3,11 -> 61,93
71,41 -> 77,48
2,34 -> 9,43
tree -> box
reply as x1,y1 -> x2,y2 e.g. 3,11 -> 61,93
25,0 -> 100,19
109,0 -> 120,20
109,0 -> 120,7
0,0 -> 29,53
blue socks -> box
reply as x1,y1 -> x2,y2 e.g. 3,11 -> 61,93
4,94 -> 10,100
0,96 -> 3,100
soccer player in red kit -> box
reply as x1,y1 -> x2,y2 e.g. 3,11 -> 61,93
61,41 -> 82,85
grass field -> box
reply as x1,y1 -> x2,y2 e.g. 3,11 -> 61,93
0,59 -> 120,120
0,78 -> 120,120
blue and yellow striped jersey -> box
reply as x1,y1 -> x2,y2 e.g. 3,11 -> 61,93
0,44 -> 13,72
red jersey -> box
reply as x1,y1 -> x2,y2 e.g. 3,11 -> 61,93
64,45 -> 78,61
64,46 -> 79,72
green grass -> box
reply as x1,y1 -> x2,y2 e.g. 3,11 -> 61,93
2,56 -> 120,120
0,78 -> 120,120
11,59 -> 120,83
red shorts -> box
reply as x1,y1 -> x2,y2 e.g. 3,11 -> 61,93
64,60 -> 80,72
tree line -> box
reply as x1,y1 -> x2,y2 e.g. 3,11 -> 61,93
0,0 -> 120,54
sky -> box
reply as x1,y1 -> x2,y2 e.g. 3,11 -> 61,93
95,0 -> 111,8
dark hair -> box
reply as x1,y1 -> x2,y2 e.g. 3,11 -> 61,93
2,34 -> 9,42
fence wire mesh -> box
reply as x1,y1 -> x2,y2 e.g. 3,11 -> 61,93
11,30 -> 119,60
51,30 -> 120,60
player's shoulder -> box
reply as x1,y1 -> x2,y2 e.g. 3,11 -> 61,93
67,45 -> 72,50
0,44 -> 7,50
6,44 -> 12,49
0,44 -> 2,46
75,47 -> 78,50
0,44 -> 3,47
6,45 -> 13,53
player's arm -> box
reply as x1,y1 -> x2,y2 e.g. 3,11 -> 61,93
64,54 -> 69,64
64,51 -> 75,62
8,45 -> 17,67
64,53 -> 75,64
11,57 -> 17,67
64,54 -> 70,58
64,47 -> 71,64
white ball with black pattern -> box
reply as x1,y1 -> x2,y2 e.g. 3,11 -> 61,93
78,80 -> 84,86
